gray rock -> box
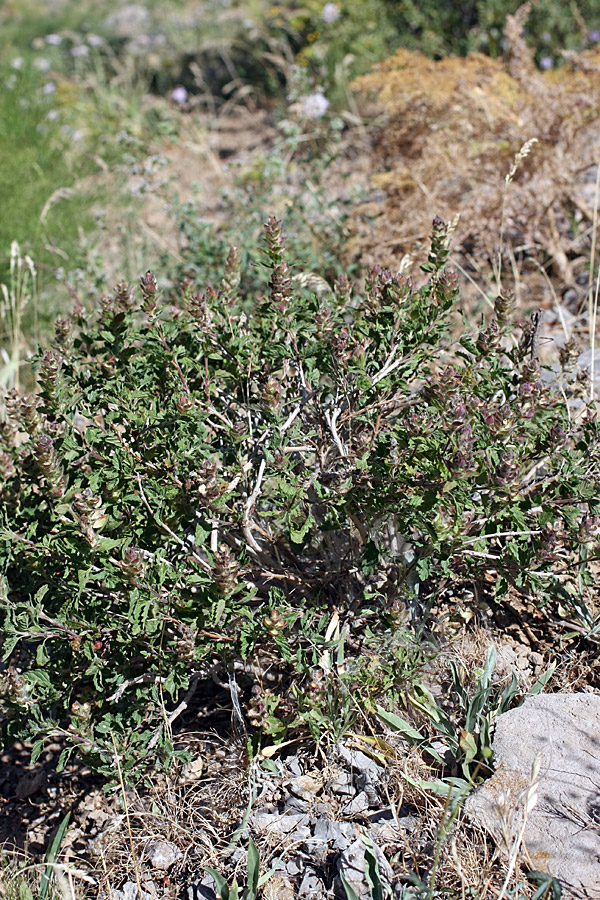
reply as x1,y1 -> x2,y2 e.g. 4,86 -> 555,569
111,882 -> 154,900
298,867 -> 324,898
329,772 -> 355,797
285,795 -> 310,814
466,693 -> 600,899
285,856 -> 303,877
335,745 -> 382,781
337,836 -> 393,898
253,811 -> 311,840
313,817 -> 357,851
286,774 -> 322,800
343,791 -> 370,816
145,840 -> 182,870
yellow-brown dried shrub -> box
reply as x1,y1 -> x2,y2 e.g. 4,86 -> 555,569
350,4 -> 600,295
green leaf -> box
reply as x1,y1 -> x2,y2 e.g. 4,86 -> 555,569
375,706 -> 424,742
361,540 -> 379,577
205,868 -> 230,900
30,739 -> 44,765
244,837 -> 260,900
40,812 -> 70,900
340,872 -> 361,900
527,661 -> 557,697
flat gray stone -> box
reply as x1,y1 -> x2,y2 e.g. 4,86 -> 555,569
313,818 -> 357,850
253,812 -> 311,840
145,840 -> 182,870
335,745 -> 382,781
466,693 -> 600,898
111,882 -> 154,900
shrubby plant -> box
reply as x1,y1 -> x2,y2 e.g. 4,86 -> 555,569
0,217 -> 598,777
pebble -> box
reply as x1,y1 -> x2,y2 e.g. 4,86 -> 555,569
146,839 -> 182,870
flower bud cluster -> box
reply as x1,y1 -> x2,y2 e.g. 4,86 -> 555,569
0,666 -> 33,710
334,273 -> 353,304
427,215 -> 451,270
139,270 -> 158,307
494,290 -> 516,328
116,546 -> 146,584
261,375 -> 282,411
494,450 -> 519,486
263,608 -> 285,637
34,434 -> 66,497
248,683 -> 268,727
38,349 -> 63,401
476,319 -> 500,355
73,488 -> 107,546
212,544 -> 240,596
184,459 -> 223,507
559,337 -> 579,370
172,622 -> 197,662
54,315 -> 72,352
114,281 -> 134,311
332,327 -> 350,360
6,390 -> 45,439
365,265 -> 410,308
186,286 -> 215,331
221,246 -> 241,301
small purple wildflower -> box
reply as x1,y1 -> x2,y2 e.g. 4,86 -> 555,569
301,91 -> 330,119
45,34 -> 62,45
34,58 -> 51,71
11,57 -> 24,69
87,35 -> 103,47
43,82 -> 57,94
590,30 -> 600,43
540,55 -> 553,69
71,45 -> 90,58
171,86 -> 188,104
47,110 -> 60,121
322,3 -> 341,23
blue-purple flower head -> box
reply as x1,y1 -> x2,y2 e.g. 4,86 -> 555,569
171,86 -> 188,105
322,3 -> 341,23
540,55 -> 553,69
590,30 -> 600,43
301,91 -> 330,119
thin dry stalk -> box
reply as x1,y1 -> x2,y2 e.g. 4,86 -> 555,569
589,161 -> 600,401
110,732 -> 144,900
496,754 -> 541,900
496,138 -> 538,290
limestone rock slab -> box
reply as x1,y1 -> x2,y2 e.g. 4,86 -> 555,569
466,693 -> 600,898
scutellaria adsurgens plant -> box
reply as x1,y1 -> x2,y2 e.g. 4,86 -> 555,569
0,216 -> 598,777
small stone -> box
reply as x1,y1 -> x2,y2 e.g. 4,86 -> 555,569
146,840 -> 182,870
286,757 -> 303,777
253,812 -> 311,840
313,818 -> 357,851
261,874 -> 295,900
329,772 -> 354,797
343,791 -> 370,816
335,745 -> 382,781
111,881 -> 154,900
285,857 -> 303,876
530,651 -> 544,667
337,836 -> 393,898
284,795 -> 309,814
298,867 -> 323,898
286,774 -> 321,800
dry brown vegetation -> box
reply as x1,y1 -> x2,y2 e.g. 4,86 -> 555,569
350,4 -> 600,310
